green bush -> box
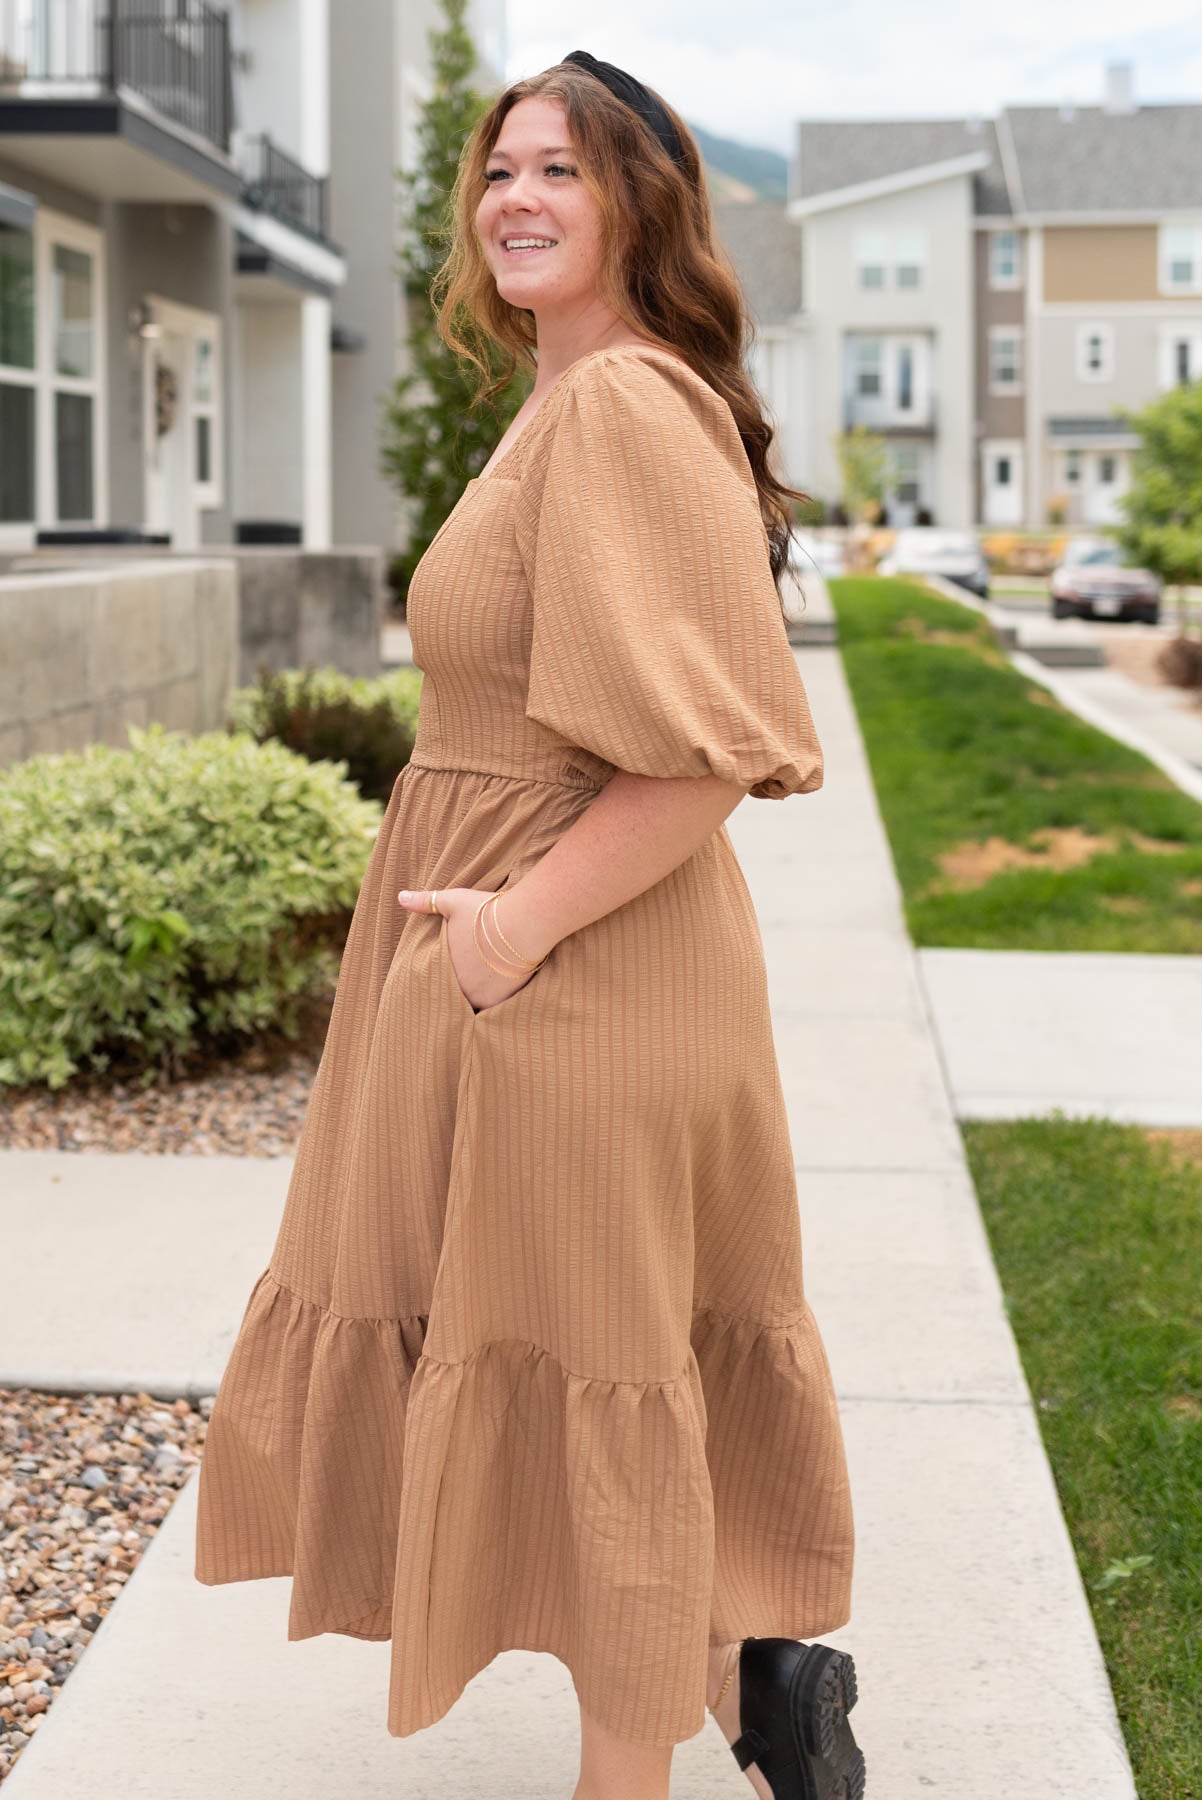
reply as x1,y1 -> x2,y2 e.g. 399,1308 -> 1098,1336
227,664 -> 423,802
0,723 -> 383,1090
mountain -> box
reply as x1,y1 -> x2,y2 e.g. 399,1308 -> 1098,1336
686,121 -> 790,202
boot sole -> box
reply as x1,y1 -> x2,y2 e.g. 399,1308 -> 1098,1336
791,1646 -> 865,1798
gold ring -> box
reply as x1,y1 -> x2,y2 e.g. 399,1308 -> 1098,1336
429,890 -> 439,914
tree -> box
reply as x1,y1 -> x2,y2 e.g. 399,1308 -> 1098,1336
1116,381 -> 1202,635
833,426 -> 888,570
378,0 -> 527,606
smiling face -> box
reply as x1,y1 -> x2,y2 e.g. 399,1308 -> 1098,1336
476,95 -> 611,327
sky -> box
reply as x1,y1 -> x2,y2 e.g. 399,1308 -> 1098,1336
504,0 -> 1202,157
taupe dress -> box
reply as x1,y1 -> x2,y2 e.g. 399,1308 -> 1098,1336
194,342 -> 854,1745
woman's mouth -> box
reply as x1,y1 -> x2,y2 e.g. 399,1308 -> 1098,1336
501,236 -> 558,257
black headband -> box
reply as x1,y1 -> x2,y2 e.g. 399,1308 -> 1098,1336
561,49 -> 686,170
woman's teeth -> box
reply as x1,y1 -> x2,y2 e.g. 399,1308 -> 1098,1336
503,238 -> 556,254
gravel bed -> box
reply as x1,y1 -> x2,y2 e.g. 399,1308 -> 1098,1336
0,1388 -> 210,1783
0,997 -> 333,1158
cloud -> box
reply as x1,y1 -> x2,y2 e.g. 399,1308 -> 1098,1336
504,1 -> 1202,153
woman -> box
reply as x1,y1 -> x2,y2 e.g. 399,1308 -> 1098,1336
195,49 -> 861,1800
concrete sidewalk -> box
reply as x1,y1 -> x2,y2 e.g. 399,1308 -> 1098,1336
2,646 -> 1136,1797
920,947 -> 1202,1126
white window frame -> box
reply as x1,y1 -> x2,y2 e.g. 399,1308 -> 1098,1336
0,206 -> 106,548
1158,322 -> 1202,389
890,442 -> 922,505
191,331 -> 220,510
0,212 -> 37,544
989,229 -> 1022,290
1159,223 -> 1202,296
856,231 -> 888,291
1076,323 -> 1115,383
1064,447 -> 1083,486
988,325 -> 1024,395
852,336 -> 883,397
46,224 -> 103,526
893,229 -> 926,290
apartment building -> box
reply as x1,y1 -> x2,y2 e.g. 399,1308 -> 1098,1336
771,62 -> 1202,530
0,0 -> 503,556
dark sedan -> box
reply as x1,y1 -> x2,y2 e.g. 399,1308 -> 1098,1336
1049,537 -> 1161,624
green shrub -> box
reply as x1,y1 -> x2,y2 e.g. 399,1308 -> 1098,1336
0,723 -> 383,1090
227,664 -> 422,802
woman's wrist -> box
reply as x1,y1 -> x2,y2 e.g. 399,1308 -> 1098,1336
491,879 -> 563,964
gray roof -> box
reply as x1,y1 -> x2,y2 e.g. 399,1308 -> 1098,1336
711,199 -> 802,327
1003,104 -> 1202,214
793,117 -> 1011,215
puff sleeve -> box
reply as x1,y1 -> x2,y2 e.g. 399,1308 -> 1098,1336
513,349 -> 824,800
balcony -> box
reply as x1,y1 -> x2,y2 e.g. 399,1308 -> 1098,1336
240,132 -> 328,242
843,394 -> 937,437
0,1 -> 238,201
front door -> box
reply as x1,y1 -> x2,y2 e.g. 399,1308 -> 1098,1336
144,331 -> 195,548
982,441 -> 1023,526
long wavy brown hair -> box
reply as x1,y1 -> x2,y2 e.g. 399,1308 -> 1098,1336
430,60 -> 809,595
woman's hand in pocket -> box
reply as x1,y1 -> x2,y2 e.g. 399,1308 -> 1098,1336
397,886 -> 547,1012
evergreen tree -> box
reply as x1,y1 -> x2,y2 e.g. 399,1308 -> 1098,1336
378,0 -> 526,605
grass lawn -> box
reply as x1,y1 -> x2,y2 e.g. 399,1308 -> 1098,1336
828,576 -> 1202,951
964,1118 -> 1202,1800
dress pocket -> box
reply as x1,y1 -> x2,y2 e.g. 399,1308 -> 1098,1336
438,910 -> 546,1021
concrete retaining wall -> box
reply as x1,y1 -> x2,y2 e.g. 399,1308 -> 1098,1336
0,548 -> 386,765
233,549 -> 384,686
0,560 -> 239,766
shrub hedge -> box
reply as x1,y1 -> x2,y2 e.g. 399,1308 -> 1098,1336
0,723 -> 383,1090
227,664 -> 422,801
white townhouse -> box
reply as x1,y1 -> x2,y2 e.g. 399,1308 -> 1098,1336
713,63 -> 1202,532
0,0 -> 504,557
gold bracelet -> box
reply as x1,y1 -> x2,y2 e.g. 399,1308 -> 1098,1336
472,895 -> 541,978
479,893 -> 547,974
486,891 -> 544,968
472,896 -> 520,976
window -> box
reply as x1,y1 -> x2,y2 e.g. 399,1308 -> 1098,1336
1098,454 -> 1117,485
891,444 -> 921,506
856,229 -> 926,290
0,219 -> 36,524
193,334 -> 218,500
1077,324 -> 1114,382
1158,325 -> 1202,389
51,242 -> 96,520
897,343 -> 914,411
1065,448 -> 1082,485
989,230 -> 1022,289
989,327 -> 1023,392
853,337 -> 882,397
1161,224 -> 1202,294
995,455 -> 1012,486
0,211 -> 103,536
894,230 -> 925,290
856,232 -> 888,290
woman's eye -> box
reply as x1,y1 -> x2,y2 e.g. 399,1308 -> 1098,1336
483,164 -> 577,183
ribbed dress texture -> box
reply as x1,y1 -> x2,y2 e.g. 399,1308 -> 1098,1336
193,342 -> 855,1745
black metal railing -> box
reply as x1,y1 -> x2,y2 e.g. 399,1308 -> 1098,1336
0,1 -> 232,153
240,132 -> 328,239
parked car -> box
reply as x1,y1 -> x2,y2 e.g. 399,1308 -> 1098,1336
789,529 -> 847,580
877,529 -> 990,599
1049,537 -> 1161,624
